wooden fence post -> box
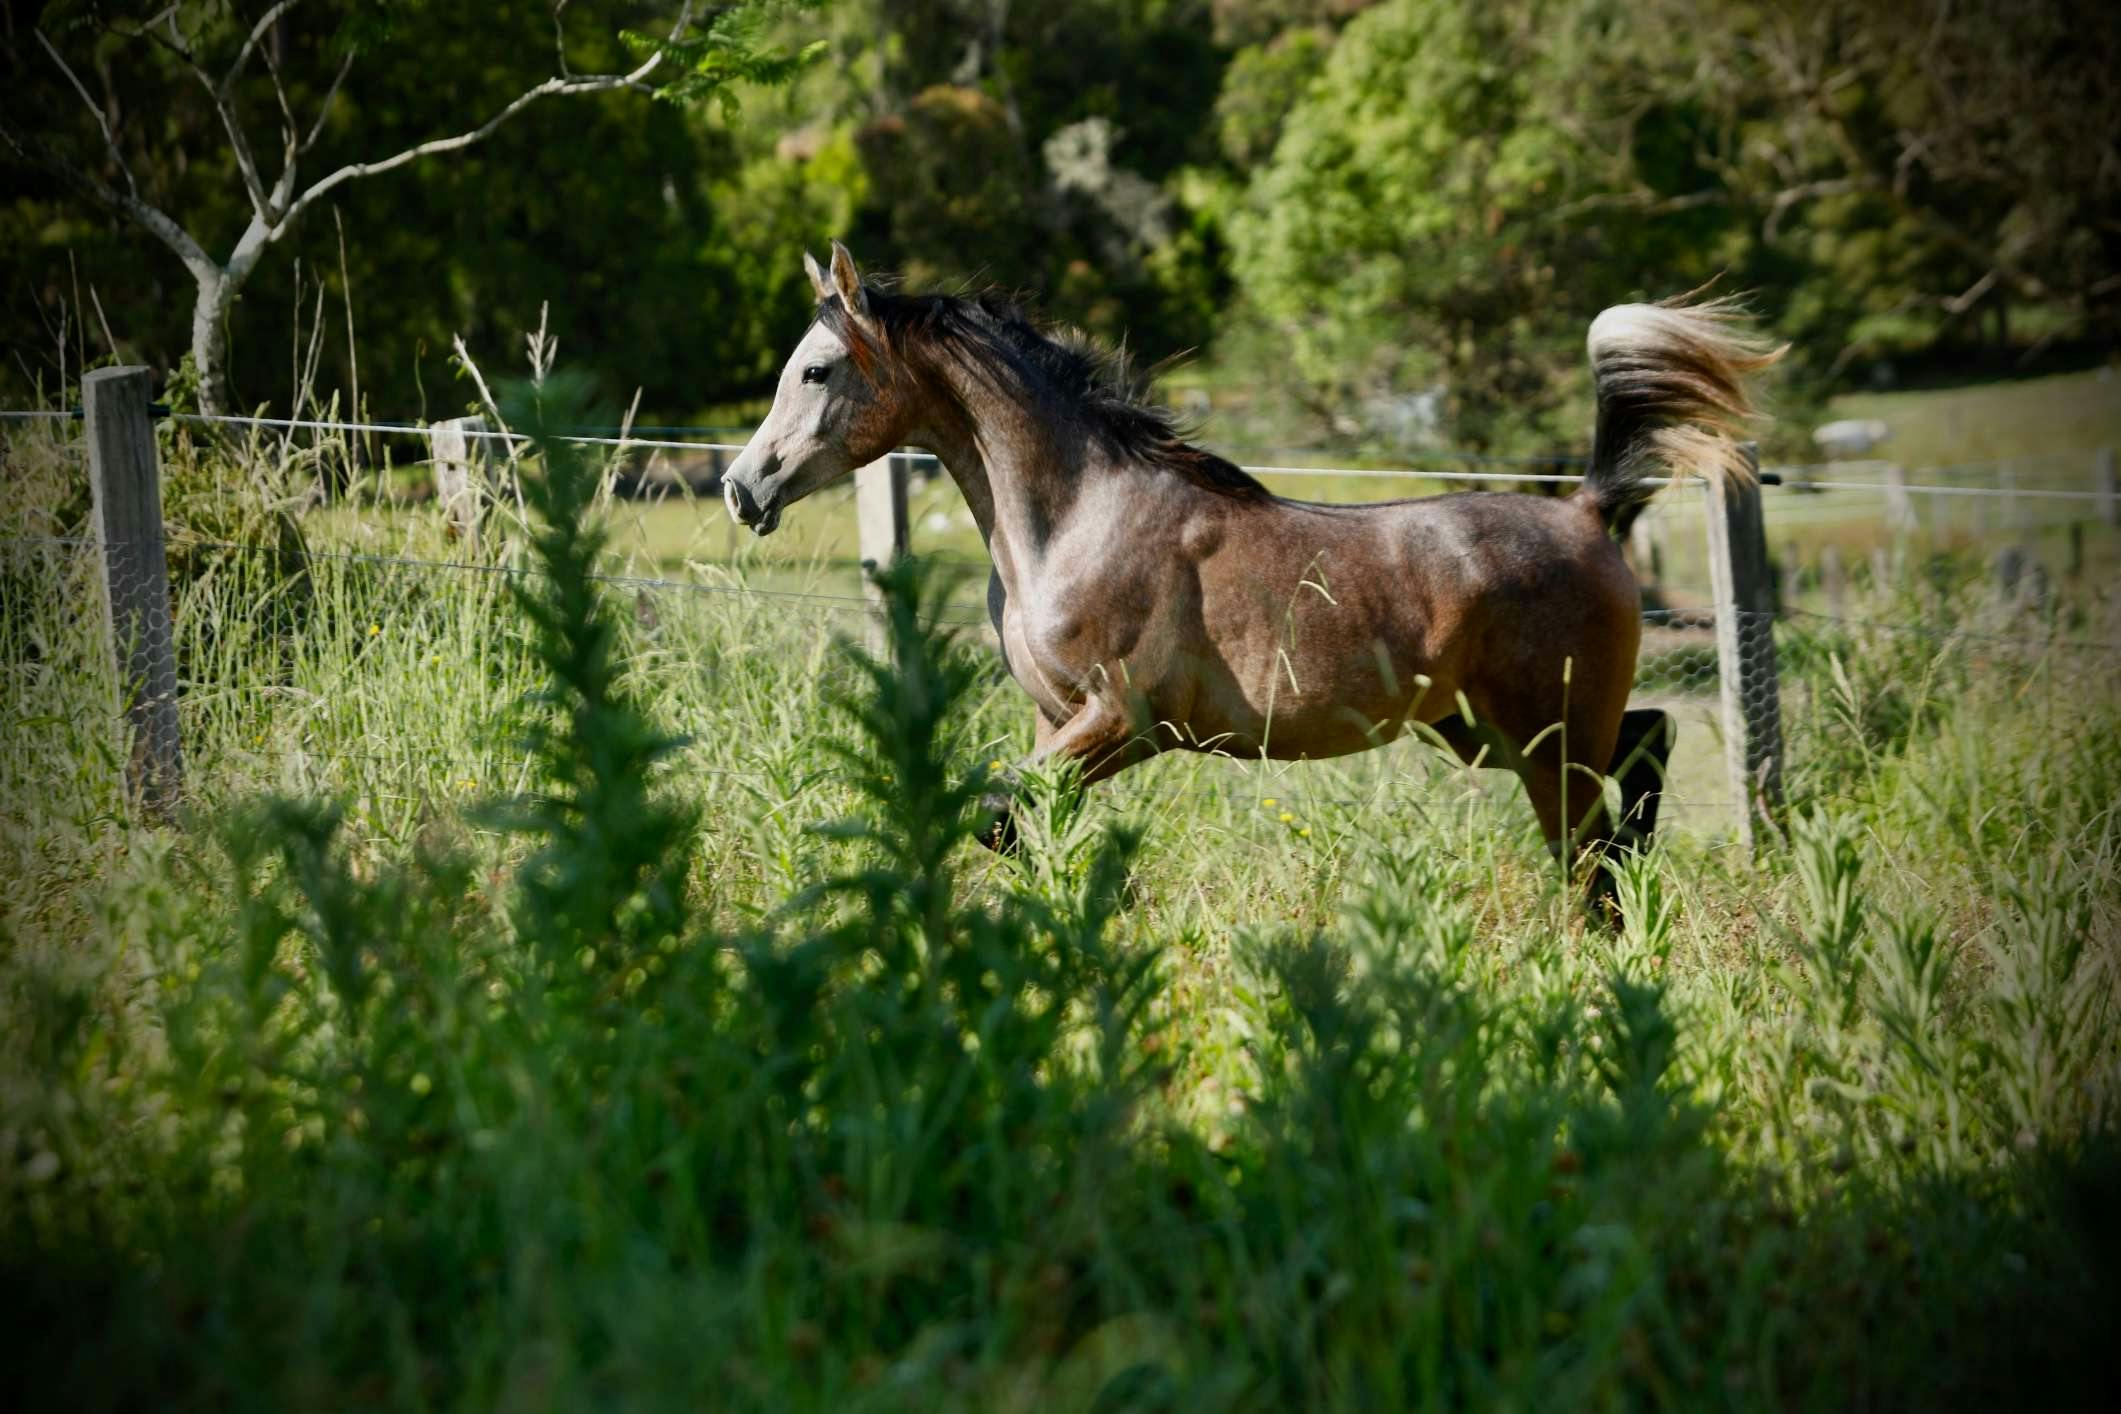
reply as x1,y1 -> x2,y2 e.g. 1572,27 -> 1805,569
856,454 -> 912,646
1881,463 -> 1916,534
1820,544 -> 1847,618
430,414 -> 490,548
1629,511 -> 1665,585
2097,447 -> 2117,528
84,366 -> 182,815
1999,464 -> 2024,531
1702,442 -> 1785,847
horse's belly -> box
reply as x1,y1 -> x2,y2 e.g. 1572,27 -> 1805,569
1177,678 -> 1449,761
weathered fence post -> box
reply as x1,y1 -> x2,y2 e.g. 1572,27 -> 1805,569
2096,447 -> 2117,528
1999,464 -> 2024,531
1881,463 -> 1916,534
430,414 -> 491,548
1702,442 -> 1785,847
84,366 -> 182,815
856,453 -> 912,647
1820,544 -> 1847,618
1629,510 -> 1664,584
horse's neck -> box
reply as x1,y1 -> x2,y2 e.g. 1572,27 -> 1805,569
913,363 -> 1086,573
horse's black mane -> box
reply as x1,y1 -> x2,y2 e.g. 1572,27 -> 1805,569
817,287 -> 1270,500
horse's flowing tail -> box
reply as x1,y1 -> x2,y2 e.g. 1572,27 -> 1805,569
1577,296 -> 1785,534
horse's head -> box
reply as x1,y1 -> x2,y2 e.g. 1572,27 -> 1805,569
723,242 -> 909,536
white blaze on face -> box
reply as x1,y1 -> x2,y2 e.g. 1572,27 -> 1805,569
723,320 -> 854,530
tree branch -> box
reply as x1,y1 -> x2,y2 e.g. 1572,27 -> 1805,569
303,47 -> 356,152
274,1 -> 694,233
553,0 -> 576,80
0,114 -> 218,284
1548,187 -> 1730,221
1941,268 -> 2001,316
224,0 -> 304,93
34,29 -> 139,201
1762,176 -> 1871,243
139,12 -> 276,222
260,41 -> 301,209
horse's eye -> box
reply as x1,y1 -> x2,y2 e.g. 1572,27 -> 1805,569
801,364 -> 829,385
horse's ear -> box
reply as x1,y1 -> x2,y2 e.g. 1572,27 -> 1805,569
829,240 -> 874,329
802,250 -> 831,304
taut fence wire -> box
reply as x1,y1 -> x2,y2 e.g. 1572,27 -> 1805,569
5,532 -> 2113,831
6,386 -> 2118,838
6,406 -> 2116,502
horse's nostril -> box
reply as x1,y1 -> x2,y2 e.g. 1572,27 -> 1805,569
724,477 -> 760,525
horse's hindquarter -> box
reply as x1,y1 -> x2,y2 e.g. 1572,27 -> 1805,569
1181,493 -> 1635,759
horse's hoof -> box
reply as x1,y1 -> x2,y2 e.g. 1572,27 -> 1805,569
978,811 -> 1020,855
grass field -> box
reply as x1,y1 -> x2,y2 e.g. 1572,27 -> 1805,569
3,384 -> 2119,1407
1824,366 -> 2121,467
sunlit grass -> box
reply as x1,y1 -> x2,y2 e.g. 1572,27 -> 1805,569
2,410 -> 2116,1407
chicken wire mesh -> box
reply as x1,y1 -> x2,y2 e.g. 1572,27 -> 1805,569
1634,609 -> 1722,698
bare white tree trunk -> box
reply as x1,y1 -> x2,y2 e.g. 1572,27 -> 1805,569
189,270 -> 238,416
5,3 -> 698,418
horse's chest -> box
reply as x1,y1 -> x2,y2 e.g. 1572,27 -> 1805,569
998,557 -> 1160,717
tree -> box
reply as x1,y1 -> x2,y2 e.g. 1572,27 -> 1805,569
2,1 -> 821,414
1631,0 -> 2121,367
1223,0 -> 1719,449
1220,0 -> 2121,449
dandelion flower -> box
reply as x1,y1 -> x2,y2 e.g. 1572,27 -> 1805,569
989,759 -> 1004,771
1262,797 -> 1277,808
1298,827 -> 1311,839
1278,811 -> 1295,824
368,623 -> 381,636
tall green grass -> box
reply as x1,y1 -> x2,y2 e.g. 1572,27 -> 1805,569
1,400 -> 2116,1408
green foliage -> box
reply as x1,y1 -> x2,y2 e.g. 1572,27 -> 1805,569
1212,24 -> 1334,169
487,379 -> 697,970
9,0 -> 2115,443
627,1 -> 833,115
2,415 -> 2118,1407
1221,0 -> 1731,449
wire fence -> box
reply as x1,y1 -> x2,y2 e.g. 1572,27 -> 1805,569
7,398 -> 2117,841
6,521 -> 2114,837
6,405 -> 2116,505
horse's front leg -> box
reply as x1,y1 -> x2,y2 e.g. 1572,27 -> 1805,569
978,695 -> 1159,853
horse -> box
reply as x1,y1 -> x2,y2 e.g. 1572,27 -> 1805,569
723,242 -> 1781,912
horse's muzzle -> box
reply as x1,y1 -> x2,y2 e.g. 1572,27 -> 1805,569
723,476 -> 781,537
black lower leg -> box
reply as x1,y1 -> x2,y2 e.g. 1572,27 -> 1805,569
1609,708 -> 1676,851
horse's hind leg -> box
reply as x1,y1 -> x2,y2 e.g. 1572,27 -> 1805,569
979,697 -> 1159,852
1609,708 -> 1676,851
1468,682 -> 1629,921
